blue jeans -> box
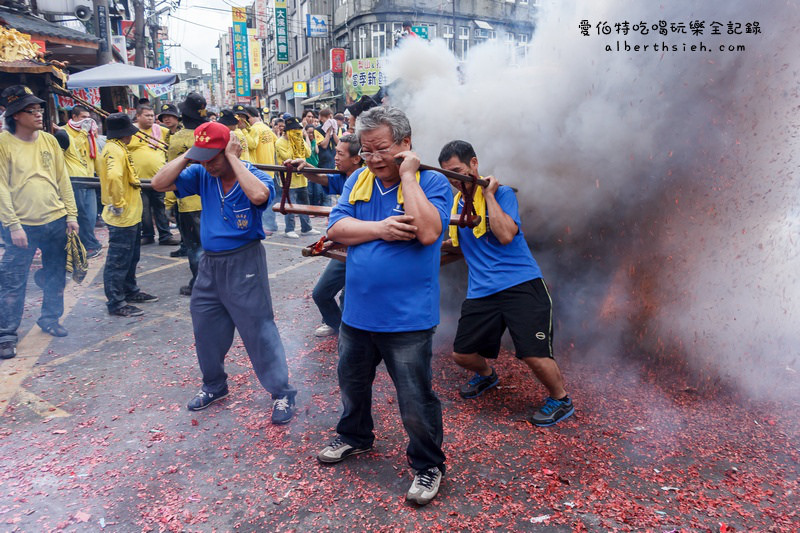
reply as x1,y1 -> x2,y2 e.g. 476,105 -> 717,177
284,188 -> 312,233
178,211 -> 203,288
0,217 -> 68,343
72,185 -> 101,251
140,189 -> 172,241
312,259 -> 345,330
261,175 -> 279,232
307,182 -> 328,206
103,223 -> 142,311
336,323 -> 445,472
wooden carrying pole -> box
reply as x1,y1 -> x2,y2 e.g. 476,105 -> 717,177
272,204 -> 482,228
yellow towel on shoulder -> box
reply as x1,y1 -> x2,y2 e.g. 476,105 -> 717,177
449,182 -> 487,247
348,168 -> 420,205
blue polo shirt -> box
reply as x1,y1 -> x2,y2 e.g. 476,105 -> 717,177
325,172 -> 346,195
455,185 -> 542,299
328,168 -> 453,332
174,162 -> 274,252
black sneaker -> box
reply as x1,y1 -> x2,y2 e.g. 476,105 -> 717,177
179,285 -> 192,296
170,249 -> 188,258
109,304 -> 144,317
86,248 -> 102,259
126,292 -> 159,303
39,322 -> 68,337
0,341 -> 16,360
271,395 -> 295,425
531,396 -> 575,427
459,368 -> 499,399
317,436 -> 372,464
406,467 -> 443,505
187,388 -> 229,411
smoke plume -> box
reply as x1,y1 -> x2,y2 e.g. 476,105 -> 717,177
383,1 -> 800,400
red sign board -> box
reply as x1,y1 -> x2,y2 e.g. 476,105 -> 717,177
330,48 -> 346,73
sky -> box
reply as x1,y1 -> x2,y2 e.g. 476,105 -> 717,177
164,0 -> 249,73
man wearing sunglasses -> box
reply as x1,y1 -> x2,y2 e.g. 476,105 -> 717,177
0,85 -> 79,359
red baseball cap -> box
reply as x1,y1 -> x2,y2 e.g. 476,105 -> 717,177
185,122 -> 230,162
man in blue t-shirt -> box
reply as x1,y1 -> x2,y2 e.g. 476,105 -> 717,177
438,140 -> 574,427
315,106 -> 452,506
151,122 -> 297,425
289,133 -> 363,337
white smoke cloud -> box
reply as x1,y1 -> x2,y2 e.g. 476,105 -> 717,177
383,1 -> 800,399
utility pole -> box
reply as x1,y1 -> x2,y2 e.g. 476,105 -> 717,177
149,0 -> 159,68
92,0 -> 113,64
133,0 -> 145,67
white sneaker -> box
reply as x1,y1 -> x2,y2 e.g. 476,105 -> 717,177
284,231 -> 300,239
406,467 -> 443,505
302,228 -> 321,236
315,324 -> 336,337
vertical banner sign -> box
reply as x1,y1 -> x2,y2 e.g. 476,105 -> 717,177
253,0 -> 268,40
96,5 -> 108,52
228,28 -> 235,78
275,0 -> 288,64
330,48 -> 345,73
211,59 -> 218,84
248,29 -> 263,91
231,8 -> 251,97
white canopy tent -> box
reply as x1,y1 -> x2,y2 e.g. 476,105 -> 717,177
67,63 -> 179,89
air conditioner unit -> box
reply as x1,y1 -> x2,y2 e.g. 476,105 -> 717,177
36,0 -> 94,21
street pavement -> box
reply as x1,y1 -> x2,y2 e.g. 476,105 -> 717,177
0,217 -> 798,532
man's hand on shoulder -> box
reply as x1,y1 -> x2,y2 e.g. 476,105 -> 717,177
225,134 -> 243,160
395,150 -> 420,178
483,175 -> 500,196
378,215 -> 417,241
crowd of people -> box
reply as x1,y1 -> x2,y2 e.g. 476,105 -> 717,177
0,84 -> 574,506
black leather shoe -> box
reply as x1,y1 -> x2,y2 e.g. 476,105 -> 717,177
159,236 -> 181,246
40,322 -> 68,337
170,248 -> 188,257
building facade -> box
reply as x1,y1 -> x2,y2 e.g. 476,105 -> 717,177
263,0 -> 536,115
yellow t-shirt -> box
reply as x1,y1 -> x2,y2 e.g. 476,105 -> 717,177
275,136 -> 310,188
249,121 -> 278,166
99,139 -> 143,227
127,124 -> 168,179
233,128 -> 252,162
63,126 -> 96,178
166,127 -> 201,212
0,131 -> 78,231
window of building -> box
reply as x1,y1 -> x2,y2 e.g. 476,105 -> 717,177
443,24 -> 453,37
519,0 -> 529,4
422,23 -> 436,39
459,26 -> 469,39
517,34 -> 529,44
358,25 -> 368,58
372,23 -> 387,56
488,30 -> 496,39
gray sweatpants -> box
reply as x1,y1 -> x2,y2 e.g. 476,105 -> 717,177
190,240 -> 296,400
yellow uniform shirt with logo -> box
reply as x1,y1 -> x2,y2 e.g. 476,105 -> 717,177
165,127 -> 201,212
127,125 -> 168,179
99,139 -> 143,227
275,136 -> 311,188
248,121 -> 278,166
232,128 -> 252,162
0,131 -> 78,232
63,126 -> 99,177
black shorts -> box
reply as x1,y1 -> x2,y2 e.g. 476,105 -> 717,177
453,278 -> 554,360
